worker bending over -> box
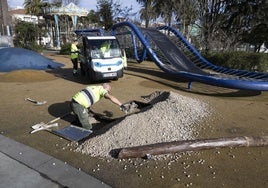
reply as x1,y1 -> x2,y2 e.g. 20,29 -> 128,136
70,83 -> 127,130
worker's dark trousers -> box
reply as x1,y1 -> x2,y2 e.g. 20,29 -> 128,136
71,58 -> 78,74
70,100 -> 92,130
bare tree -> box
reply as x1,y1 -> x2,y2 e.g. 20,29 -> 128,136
195,0 -> 227,51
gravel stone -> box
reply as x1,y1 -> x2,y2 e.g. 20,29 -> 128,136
75,91 -> 212,158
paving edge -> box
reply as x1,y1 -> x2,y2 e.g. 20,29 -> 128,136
0,134 -> 111,188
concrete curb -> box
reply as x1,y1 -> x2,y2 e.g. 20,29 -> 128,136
0,134 -> 111,188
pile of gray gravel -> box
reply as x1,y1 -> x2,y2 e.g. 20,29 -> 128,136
75,91 -> 212,158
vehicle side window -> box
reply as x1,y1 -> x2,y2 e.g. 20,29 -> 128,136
111,40 -> 121,57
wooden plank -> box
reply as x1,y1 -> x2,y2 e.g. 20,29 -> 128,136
117,136 -> 268,159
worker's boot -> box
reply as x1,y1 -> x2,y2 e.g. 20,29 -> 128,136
73,69 -> 78,76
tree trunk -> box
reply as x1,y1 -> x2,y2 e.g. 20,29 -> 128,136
117,136 -> 268,159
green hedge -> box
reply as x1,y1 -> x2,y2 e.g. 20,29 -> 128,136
59,43 -> 71,55
25,43 -> 44,52
14,42 -> 44,53
203,51 -> 268,72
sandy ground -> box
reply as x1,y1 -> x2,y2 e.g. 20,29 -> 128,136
0,51 -> 267,188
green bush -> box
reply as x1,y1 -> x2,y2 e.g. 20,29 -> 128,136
24,43 -> 44,52
203,51 -> 268,72
14,41 -> 44,53
60,43 -> 71,55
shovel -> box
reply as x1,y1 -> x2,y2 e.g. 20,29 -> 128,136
31,123 -> 58,134
25,98 -> 47,105
30,112 -> 71,134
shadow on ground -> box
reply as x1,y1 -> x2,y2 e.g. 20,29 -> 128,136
41,55 -> 262,98
126,64 -> 262,97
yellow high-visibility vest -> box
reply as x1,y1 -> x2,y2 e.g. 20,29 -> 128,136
101,42 -> 110,53
70,43 -> 79,59
72,86 -> 108,108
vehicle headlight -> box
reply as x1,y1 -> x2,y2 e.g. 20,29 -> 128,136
116,60 -> 122,66
94,62 -> 102,67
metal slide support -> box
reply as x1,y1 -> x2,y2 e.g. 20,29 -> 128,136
188,82 -> 192,89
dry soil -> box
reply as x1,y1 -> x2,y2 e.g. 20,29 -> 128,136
0,51 -> 267,188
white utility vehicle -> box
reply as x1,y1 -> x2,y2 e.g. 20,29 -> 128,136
75,29 -> 124,82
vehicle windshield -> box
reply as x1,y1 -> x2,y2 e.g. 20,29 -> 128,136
88,39 -> 121,59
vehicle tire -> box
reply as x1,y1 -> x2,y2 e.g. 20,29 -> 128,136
118,69 -> 124,78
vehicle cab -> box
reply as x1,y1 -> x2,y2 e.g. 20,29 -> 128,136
75,29 -> 124,82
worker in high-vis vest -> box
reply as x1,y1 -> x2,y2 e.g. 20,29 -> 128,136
70,40 -> 79,76
100,41 -> 111,54
70,83 -> 128,130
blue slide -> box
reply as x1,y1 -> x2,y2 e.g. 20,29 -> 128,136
112,22 -> 268,91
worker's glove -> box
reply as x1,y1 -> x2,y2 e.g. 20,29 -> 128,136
120,104 -> 128,114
